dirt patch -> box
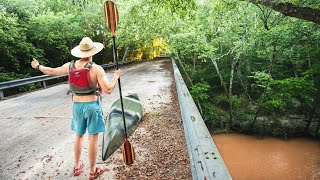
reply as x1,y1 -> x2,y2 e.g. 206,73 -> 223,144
111,60 -> 192,179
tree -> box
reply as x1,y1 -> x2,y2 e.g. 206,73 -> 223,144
243,0 -> 320,24
26,12 -> 85,67
0,12 -> 43,78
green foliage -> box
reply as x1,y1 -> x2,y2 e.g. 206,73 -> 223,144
151,0 -> 197,18
263,77 -> 317,113
232,95 -> 255,129
250,71 -> 272,88
1,0 -> 320,137
26,11 -> 85,66
0,67 -> 39,95
190,82 -> 210,101
0,67 -> 28,82
166,0 -> 320,137
0,12 -> 44,76
0,0 -> 43,18
202,102 -> 224,127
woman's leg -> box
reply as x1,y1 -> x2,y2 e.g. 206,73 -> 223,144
88,134 -> 99,174
74,134 -> 84,167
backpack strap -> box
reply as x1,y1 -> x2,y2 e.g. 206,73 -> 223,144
84,61 -> 94,69
69,60 -> 75,73
69,60 -> 93,72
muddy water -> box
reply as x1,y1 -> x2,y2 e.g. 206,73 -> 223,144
212,133 -> 320,180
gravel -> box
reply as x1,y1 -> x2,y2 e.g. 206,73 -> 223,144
111,60 -> 192,179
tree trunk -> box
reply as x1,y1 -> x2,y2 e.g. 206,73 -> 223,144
227,57 -> 239,129
210,57 -> 233,128
122,46 -> 129,62
175,51 -> 193,86
237,60 -> 254,102
304,106 -> 315,135
210,58 -> 228,94
251,56 -> 274,127
316,115 -> 320,137
193,54 -> 196,71
174,51 -> 203,114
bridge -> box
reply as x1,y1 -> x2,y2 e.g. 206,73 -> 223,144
0,59 -> 231,179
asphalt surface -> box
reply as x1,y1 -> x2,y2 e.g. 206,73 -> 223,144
0,59 -> 190,179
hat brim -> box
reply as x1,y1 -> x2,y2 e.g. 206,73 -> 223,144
71,42 -> 104,58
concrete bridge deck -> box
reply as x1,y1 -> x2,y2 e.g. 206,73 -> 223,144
0,59 -> 192,179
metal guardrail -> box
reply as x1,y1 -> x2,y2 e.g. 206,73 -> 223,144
172,60 -> 232,180
0,61 -> 130,99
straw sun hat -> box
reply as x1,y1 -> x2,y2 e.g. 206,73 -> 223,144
71,37 -> 104,58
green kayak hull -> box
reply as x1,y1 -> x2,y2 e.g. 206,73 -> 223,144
102,94 -> 143,161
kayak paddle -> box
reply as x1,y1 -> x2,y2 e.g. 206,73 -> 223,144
103,0 -> 135,165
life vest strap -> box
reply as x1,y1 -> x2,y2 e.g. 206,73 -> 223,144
69,60 -> 93,72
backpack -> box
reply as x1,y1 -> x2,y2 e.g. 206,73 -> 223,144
68,60 -> 99,96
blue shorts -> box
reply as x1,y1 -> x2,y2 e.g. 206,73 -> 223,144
71,100 -> 106,135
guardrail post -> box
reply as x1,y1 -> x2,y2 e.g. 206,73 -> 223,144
0,90 -> 4,99
42,81 -> 47,88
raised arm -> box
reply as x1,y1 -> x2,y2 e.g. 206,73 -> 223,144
31,58 -> 69,76
96,65 -> 121,94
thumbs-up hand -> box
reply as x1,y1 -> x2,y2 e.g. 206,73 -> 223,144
31,58 -> 39,69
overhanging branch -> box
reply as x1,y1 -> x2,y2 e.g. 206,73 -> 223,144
244,0 -> 320,24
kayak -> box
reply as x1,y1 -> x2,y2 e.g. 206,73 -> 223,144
102,94 -> 143,161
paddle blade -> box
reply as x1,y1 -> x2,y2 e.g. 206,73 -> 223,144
121,138 -> 135,165
104,1 -> 119,35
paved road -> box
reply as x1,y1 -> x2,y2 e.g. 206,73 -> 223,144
0,59 -> 174,179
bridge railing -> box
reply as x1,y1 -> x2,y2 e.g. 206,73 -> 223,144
172,60 -> 232,180
0,61 -> 130,99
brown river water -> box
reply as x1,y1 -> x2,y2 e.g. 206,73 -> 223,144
212,133 -> 320,180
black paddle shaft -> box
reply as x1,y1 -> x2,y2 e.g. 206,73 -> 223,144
112,35 -> 128,139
